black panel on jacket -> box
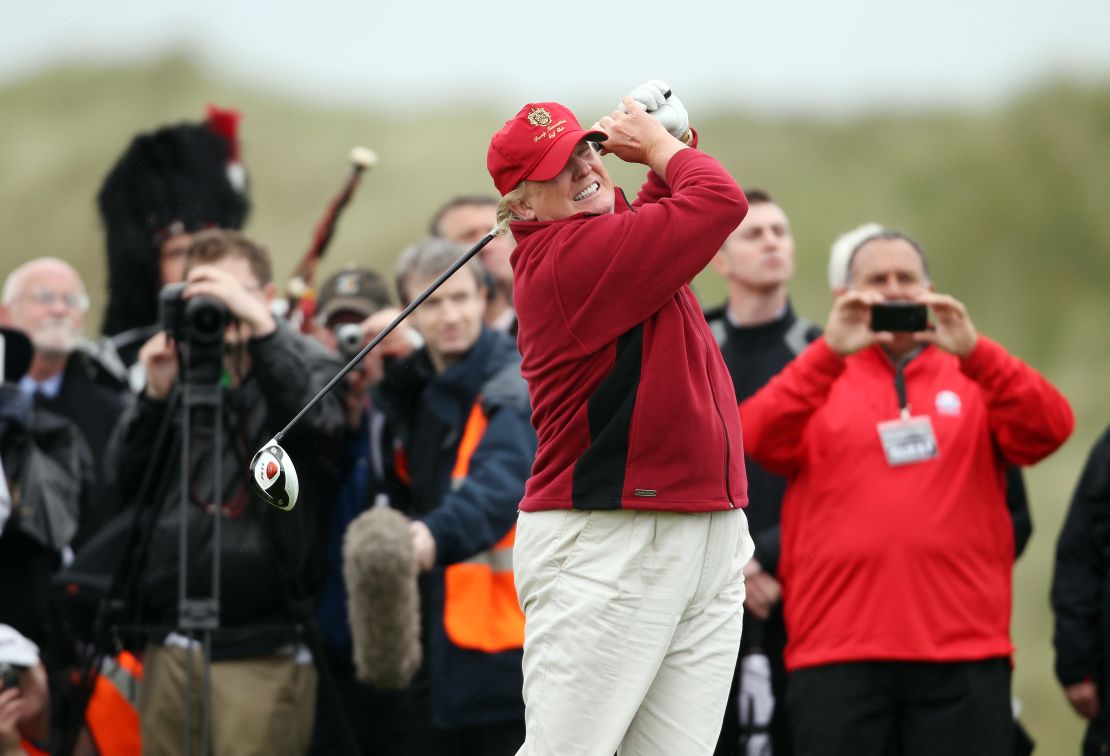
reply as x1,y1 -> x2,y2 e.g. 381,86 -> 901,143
572,324 -> 644,510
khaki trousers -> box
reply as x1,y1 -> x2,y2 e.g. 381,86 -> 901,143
138,643 -> 316,756
513,507 -> 753,756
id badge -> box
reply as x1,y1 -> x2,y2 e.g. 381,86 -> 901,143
877,415 -> 939,467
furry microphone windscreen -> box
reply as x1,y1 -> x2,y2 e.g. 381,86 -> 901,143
342,506 -> 422,689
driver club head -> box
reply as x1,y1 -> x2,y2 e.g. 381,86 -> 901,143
250,438 -> 300,511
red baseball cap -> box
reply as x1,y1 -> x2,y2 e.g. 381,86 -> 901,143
487,102 -> 607,196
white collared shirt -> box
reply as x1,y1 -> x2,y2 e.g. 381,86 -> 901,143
19,372 -> 63,399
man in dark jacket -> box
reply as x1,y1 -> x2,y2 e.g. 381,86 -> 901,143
374,237 -> 536,755
704,189 -> 820,756
0,326 -> 92,651
1,258 -> 129,549
1052,424 -> 1110,755
106,229 -> 343,756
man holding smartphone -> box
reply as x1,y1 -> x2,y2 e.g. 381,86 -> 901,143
739,227 -> 1074,755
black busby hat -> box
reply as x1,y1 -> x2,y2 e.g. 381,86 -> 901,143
97,106 -> 250,337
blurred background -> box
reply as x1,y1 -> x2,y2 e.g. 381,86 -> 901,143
2,0 -> 1108,750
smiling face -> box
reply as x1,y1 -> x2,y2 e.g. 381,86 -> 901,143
511,140 -> 615,222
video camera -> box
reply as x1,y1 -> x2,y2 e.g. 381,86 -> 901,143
158,282 -> 230,385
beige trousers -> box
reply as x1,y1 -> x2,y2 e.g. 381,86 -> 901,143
138,643 -> 316,756
513,507 -> 753,756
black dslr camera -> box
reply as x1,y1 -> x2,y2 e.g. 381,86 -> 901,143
159,282 -> 230,385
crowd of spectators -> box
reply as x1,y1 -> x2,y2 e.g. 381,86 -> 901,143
0,88 -> 1100,756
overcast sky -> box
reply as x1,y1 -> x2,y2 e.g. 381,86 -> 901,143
4,0 -> 1109,115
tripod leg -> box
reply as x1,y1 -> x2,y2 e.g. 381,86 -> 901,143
55,390 -> 182,756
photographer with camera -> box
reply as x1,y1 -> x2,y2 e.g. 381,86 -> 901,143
306,265 -> 417,430
303,266 -> 420,754
105,229 -> 344,756
739,227 -> 1073,755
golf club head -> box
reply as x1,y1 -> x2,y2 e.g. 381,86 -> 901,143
250,438 -> 299,511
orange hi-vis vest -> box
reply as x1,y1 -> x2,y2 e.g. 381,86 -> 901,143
86,651 -> 143,755
20,739 -> 48,756
395,400 -> 525,654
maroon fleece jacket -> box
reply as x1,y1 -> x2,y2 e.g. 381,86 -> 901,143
509,148 -> 749,513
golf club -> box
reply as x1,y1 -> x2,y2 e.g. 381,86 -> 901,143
250,230 -> 498,510
591,87 -> 672,152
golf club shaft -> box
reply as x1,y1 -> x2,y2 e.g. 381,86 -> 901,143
273,232 -> 496,443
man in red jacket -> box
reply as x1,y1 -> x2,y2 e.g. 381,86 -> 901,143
741,228 -> 1074,756
486,81 -> 754,755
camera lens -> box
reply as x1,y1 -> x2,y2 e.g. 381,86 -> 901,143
336,323 -> 363,359
185,297 -> 230,346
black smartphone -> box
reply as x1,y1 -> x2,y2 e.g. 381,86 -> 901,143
870,302 -> 928,332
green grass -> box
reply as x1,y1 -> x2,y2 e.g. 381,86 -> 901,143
2,56 -> 1106,751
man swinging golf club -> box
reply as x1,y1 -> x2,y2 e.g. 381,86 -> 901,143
487,81 -> 755,755
250,79 -> 755,755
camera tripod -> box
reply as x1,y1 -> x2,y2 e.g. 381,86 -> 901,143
58,339 -> 360,755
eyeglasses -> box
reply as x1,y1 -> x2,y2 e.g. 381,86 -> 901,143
23,289 -> 90,312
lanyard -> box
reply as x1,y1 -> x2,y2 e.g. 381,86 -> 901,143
892,351 -> 921,421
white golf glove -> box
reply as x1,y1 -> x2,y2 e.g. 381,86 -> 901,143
620,79 -> 691,142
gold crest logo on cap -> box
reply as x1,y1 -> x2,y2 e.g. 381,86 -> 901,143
527,107 -> 552,127
336,273 -> 359,295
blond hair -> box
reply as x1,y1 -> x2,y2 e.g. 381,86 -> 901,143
495,183 -> 529,237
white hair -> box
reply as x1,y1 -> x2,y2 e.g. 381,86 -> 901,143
1,257 -> 87,305
827,223 -> 884,291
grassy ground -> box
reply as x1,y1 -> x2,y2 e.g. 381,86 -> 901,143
2,56 -> 1106,750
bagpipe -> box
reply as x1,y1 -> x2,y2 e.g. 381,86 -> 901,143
281,146 -> 379,331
